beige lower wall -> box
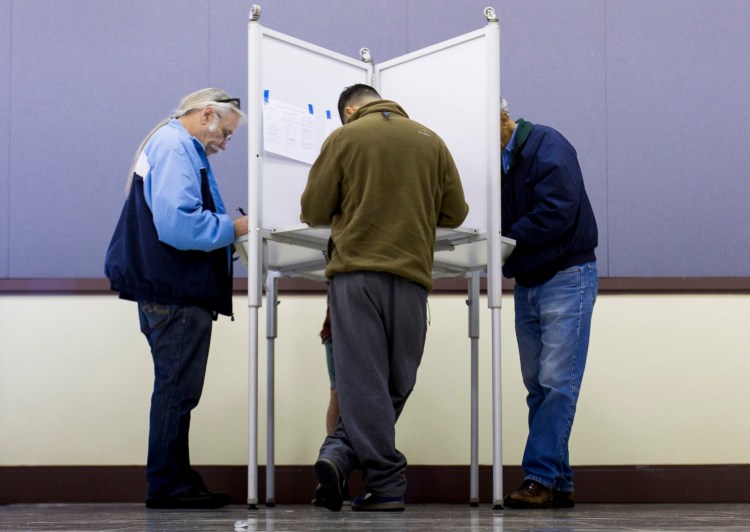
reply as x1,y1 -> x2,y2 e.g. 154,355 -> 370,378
1,292 -> 748,467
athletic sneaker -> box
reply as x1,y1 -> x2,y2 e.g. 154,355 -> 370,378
351,492 -> 405,511
312,481 -> 350,506
313,457 -> 345,512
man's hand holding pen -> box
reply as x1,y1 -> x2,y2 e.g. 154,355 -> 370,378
233,207 -> 249,237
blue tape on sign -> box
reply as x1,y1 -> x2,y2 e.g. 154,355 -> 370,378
326,110 -> 331,119
308,104 -> 314,114
263,90 -> 269,103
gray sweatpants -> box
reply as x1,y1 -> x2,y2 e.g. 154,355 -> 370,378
320,271 -> 428,497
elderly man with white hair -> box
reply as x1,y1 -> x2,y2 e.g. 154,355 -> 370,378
105,88 -> 247,509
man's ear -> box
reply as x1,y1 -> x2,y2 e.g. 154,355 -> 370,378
344,105 -> 356,122
201,106 -> 215,124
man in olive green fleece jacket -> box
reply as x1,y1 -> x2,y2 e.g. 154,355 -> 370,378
301,84 -> 468,512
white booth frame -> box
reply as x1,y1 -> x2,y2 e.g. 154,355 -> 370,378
244,4 -> 508,509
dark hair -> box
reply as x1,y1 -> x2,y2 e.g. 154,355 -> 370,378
337,84 -> 381,124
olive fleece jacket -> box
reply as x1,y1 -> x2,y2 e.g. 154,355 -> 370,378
300,100 -> 468,291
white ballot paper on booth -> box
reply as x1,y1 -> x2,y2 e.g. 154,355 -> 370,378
262,99 -> 318,165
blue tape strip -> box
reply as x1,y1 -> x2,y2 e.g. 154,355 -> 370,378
326,110 -> 331,119
263,90 -> 269,103
308,104 -> 314,114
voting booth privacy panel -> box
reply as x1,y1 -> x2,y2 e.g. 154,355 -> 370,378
244,14 -> 506,299
244,6 -> 507,507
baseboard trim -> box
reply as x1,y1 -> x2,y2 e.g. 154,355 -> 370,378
2,464 -> 748,504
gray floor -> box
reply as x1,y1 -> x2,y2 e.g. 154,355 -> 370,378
1,503 -> 749,531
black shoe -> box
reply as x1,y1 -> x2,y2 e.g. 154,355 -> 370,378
314,457 -> 345,512
351,492 -> 405,511
146,489 -> 231,509
552,489 -> 576,508
312,481 -> 350,506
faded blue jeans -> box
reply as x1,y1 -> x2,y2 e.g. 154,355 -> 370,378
138,301 -> 213,499
513,261 -> 598,492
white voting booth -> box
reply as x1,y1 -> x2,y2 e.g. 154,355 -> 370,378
241,5 -> 511,508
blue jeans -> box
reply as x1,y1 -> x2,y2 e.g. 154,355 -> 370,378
513,262 -> 598,492
137,301 -> 213,498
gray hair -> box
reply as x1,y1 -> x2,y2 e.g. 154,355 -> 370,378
125,88 -> 246,193
173,87 -> 246,122
500,96 -> 509,114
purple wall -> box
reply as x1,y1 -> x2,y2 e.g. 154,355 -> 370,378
2,0 -> 749,278
606,0 -> 750,276
1,0 -> 10,278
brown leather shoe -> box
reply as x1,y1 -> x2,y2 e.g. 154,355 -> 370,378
553,489 -> 576,508
503,479 -> 554,509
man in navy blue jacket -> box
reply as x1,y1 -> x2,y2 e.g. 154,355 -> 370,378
500,97 -> 598,509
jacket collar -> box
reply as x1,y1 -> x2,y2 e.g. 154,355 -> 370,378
504,118 -> 534,173
348,100 -> 409,122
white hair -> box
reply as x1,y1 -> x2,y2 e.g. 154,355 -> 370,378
500,96 -> 509,114
173,88 -> 246,123
125,88 -> 246,193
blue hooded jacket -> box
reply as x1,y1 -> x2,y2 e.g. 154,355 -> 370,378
105,167 -> 233,316
105,120 -> 235,316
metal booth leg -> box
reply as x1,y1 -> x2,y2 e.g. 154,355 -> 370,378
247,303 -> 259,509
467,270 -> 481,505
491,307 -> 504,509
265,271 -> 279,506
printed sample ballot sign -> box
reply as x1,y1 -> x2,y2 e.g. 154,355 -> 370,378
262,98 -> 318,165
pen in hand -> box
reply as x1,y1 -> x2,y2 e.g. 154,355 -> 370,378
234,208 -> 249,237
